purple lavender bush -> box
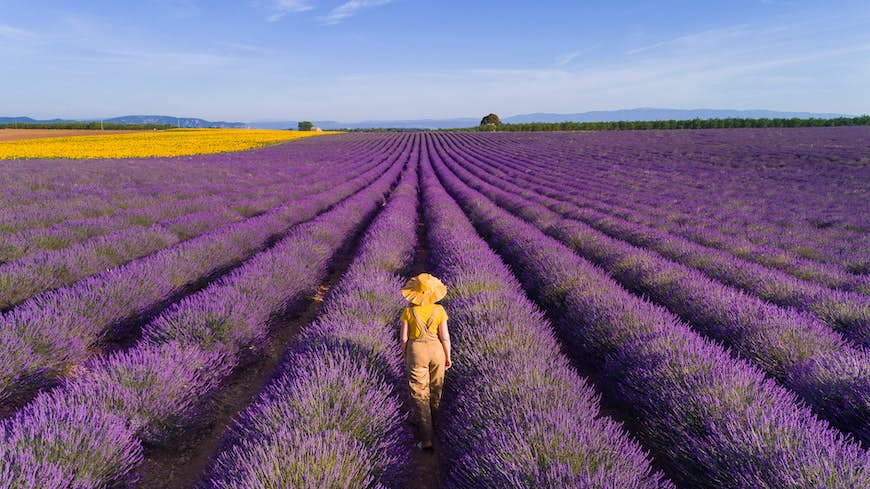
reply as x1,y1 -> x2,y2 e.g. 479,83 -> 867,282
0,145 -> 393,410
0,134 -> 354,237
446,129 -> 870,286
0,135 -> 409,487
431,134 -> 870,443
426,134 -> 869,488
437,132 -> 870,332
0,178 -> 296,265
206,137 -> 420,488
420,145 -> 673,488
458,134 -> 869,293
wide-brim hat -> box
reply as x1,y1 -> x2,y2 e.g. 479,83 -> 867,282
401,273 -> 447,305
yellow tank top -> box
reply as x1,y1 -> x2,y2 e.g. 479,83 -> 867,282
402,304 -> 448,339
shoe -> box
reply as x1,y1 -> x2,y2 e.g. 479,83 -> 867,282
415,441 -> 434,450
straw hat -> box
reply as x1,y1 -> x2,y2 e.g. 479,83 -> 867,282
401,273 -> 447,306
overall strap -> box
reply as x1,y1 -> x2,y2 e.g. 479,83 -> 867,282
410,306 -> 438,338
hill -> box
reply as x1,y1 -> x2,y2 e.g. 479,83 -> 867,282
504,108 -> 851,124
0,115 -> 246,128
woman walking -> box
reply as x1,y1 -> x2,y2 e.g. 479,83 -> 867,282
400,273 -> 452,450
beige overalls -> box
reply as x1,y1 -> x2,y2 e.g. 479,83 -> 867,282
405,305 -> 446,443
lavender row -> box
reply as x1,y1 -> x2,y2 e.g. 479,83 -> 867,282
436,134 -> 870,343
457,132 -> 870,294
452,132 -> 870,293
0,135 -> 371,205
0,137 -> 407,488
0,133 -> 381,236
454,131 -> 869,287
0,176 -> 303,264
1,195 -> 217,263
458,129 -> 869,243
0,178 -> 280,243
206,144 -> 421,488
0,136 -> 383,259
0,158 -> 379,309
0,141 -> 396,409
427,136 -> 869,488
0,134 -> 336,216
434,136 -> 870,442
449,131 -> 859,269
418,150 -> 672,488
454,131 -> 869,274
0,210 -> 234,309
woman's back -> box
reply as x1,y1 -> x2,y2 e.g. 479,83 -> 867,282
402,304 -> 447,339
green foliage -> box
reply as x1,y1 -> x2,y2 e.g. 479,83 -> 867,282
480,113 -> 501,129
297,121 -> 314,131
459,115 -> 870,132
341,128 -> 421,132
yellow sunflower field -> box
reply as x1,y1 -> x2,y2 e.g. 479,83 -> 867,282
0,128 -> 335,159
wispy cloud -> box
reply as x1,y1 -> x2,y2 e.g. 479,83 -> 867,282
0,24 -> 34,41
49,48 -> 240,74
554,46 -> 597,66
269,0 -> 315,22
321,0 -> 394,25
555,51 -> 581,66
627,25 -> 750,55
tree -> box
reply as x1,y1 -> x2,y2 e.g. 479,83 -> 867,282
480,113 -> 501,129
298,121 -> 314,131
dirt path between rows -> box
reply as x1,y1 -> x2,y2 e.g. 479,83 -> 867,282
136,233 -> 364,488
403,165 -> 443,489
136,169 -> 400,488
0,180 -> 366,421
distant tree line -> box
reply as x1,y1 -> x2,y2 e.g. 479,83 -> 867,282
0,122 -> 173,130
458,115 -> 870,132
342,128 -> 424,132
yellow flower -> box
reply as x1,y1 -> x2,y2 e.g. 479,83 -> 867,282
0,129 -> 337,159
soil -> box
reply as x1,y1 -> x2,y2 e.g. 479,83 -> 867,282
0,193 -> 348,420
402,168 -> 443,489
406,438 -> 442,489
136,170 -> 399,488
0,192 -> 334,421
441,178 -> 678,481
136,236 -> 361,488
0,129 -> 142,141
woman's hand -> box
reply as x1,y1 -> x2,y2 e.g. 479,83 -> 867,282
438,320 -> 451,370
400,320 -> 408,361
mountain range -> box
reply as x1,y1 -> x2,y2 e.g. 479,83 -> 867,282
2,108 -> 857,130
0,115 -> 246,128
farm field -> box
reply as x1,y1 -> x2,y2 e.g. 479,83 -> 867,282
0,128 -> 332,159
0,129 -> 145,142
0,128 -> 868,488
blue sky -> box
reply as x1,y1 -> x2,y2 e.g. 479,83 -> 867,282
1,0 -> 868,121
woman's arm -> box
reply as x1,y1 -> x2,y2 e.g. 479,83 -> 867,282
438,320 -> 452,369
400,319 -> 408,358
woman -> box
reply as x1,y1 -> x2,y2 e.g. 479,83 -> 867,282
400,273 -> 452,450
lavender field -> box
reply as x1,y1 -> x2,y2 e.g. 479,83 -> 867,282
1,128 -> 868,488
